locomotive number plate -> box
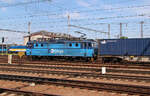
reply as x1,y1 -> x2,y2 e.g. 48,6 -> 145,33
50,49 -> 64,54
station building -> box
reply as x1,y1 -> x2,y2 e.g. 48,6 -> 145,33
23,30 -> 75,45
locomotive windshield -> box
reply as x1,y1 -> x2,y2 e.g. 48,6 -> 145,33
27,43 -> 33,48
82,42 -> 93,49
92,42 -> 97,48
88,43 -> 92,47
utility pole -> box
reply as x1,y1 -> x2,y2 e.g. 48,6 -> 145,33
67,14 -> 70,39
120,23 -> 122,38
28,22 -> 31,41
2,37 -> 4,55
108,24 -> 110,39
140,21 -> 144,38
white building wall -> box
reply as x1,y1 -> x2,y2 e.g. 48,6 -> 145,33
24,35 -> 50,45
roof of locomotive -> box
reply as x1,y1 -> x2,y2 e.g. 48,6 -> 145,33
27,39 -> 96,44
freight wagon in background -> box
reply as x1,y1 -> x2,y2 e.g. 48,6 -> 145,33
99,38 -> 150,63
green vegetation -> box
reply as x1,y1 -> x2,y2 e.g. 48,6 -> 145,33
120,36 -> 128,39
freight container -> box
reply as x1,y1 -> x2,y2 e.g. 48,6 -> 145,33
99,38 -> 150,56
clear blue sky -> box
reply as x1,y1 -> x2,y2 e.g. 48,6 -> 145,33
0,0 -> 150,44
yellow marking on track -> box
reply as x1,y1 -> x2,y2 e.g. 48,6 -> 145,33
18,52 -> 25,58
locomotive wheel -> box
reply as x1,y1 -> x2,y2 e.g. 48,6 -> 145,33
85,58 -> 89,62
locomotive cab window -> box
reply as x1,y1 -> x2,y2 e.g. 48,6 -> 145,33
84,43 -> 87,48
88,43 -> 92,48
36,43 -> 38,47
41,43 -> 43,47
92,42 -> 97,47
69,43 -> 72,47
27,43 -> 33,48
75,43 -> 78,47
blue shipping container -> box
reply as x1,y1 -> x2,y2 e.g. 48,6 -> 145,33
99,38 -> 150,56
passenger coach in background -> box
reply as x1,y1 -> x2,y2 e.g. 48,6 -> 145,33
99,38 -> 150,63
26,39 -> 98,61
0,45 -> 7,53
8,46 -> 27,54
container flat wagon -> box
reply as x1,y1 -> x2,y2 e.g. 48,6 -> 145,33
99,38 -> 150,62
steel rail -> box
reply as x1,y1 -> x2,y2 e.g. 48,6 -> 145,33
0,64 -> 100,72
0,63 -> 150,74
0,74 -> 149,95
0,88 -> 60,96
0,63 -> 150,70
0,67 -> 150,82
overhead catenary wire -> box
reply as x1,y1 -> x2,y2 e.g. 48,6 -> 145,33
0,0 -> 51,8
0,0 -> 150,40
1,3 -> 150,21
0,28 -> 28,33
69,24 -> 108,34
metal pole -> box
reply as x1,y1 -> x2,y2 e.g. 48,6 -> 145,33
67,14 -> 70,39
2,37 -> 4,55
6,43 -> 7,54
8,54 -> 12,64
42,31 -> 44,39
28,22 -> 31,41
2,42 -> 3,55
140,21 -> 144,38
120,23 -> 122,38
108,24 -> 110,39
6,37 -> 7,54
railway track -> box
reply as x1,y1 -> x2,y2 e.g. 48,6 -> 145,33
0,74 -> 149,95
1,55 -> 150,70
18,62 -> 150,70
0,67 -> 150,82
0,63 -> 150,75
1,55 -> 150,69
1,62 -> 150,71
0,88 -> 59,96
0,64 -> 100,72
1,59 -> 150,71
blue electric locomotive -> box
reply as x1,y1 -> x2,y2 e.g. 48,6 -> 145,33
26,39 -> 98,61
